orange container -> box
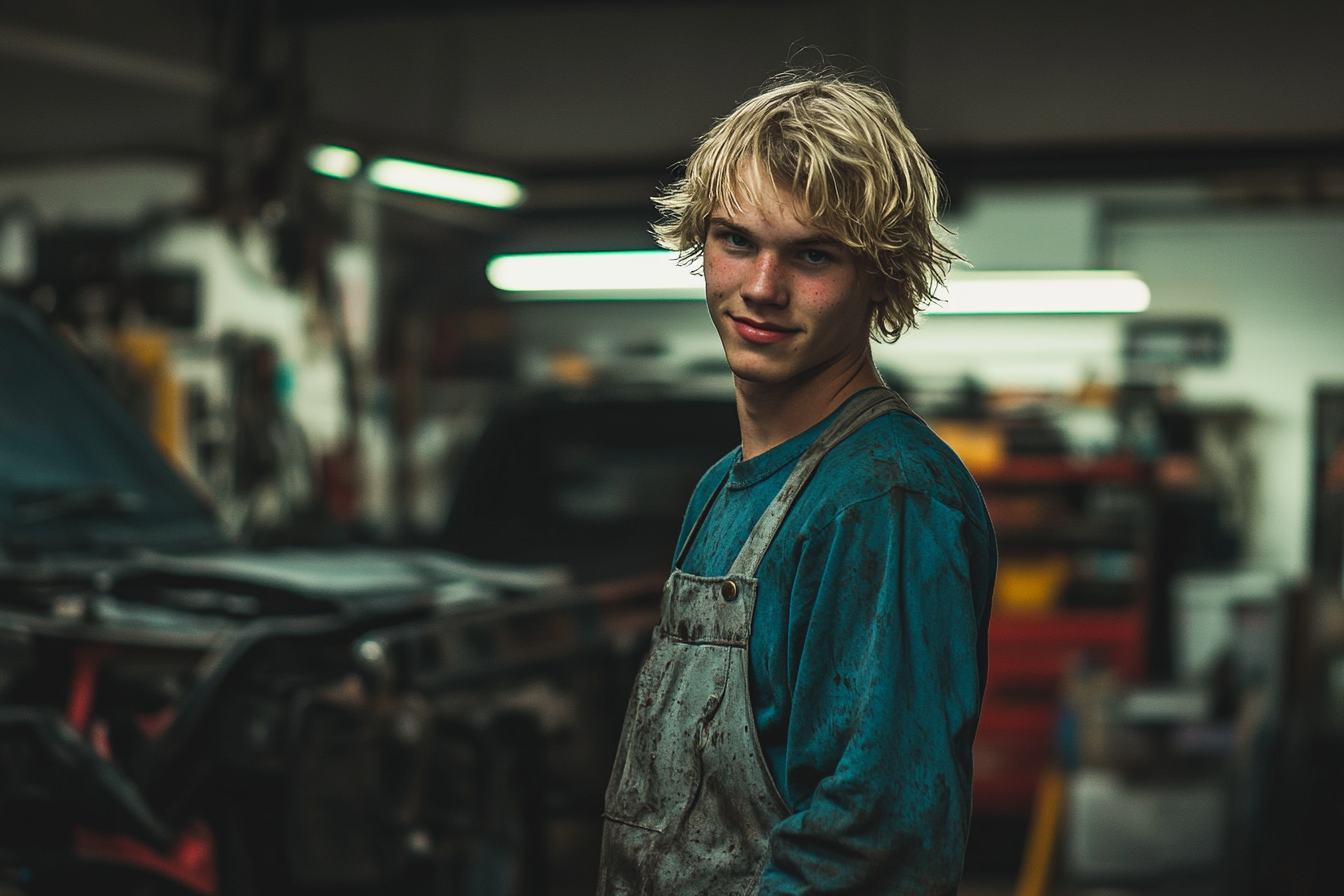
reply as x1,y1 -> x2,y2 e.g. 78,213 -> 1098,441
929,421 -> 1006,476
994,554 -> 1072,614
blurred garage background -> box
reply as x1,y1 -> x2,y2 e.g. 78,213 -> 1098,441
1,1 -> 1343,894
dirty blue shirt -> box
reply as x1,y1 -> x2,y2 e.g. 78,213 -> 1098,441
675,392 -> 996,895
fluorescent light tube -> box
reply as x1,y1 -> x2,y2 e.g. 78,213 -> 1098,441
368,158 -> 526,209
927,271 -> 1150,315
307,145 -> 361,179
487,252 -> 1150,313
488,250 -> 702,299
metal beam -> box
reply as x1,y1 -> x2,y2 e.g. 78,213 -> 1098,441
0,20 -> 218,98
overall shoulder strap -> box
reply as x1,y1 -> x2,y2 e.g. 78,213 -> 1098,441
726,388 -> 914,578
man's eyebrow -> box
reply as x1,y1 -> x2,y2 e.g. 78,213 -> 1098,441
707,216 -> 842,248
708,215 -> 747,234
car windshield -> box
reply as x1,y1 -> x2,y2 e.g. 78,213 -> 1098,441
0,299 -> 223,556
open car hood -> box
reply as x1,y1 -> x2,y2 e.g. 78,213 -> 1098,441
0,295 -> 224,559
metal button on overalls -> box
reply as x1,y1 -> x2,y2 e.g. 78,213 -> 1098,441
597,389 -> 912,896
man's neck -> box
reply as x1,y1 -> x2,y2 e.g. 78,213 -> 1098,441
735,355 -> 883,460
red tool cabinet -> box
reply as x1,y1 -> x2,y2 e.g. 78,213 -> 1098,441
970,456 -> 1152,815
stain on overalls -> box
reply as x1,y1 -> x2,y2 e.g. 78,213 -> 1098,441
597,389 -> 914,896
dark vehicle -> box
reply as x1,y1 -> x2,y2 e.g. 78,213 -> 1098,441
443,390 -> 741,582
0,296 -> 731,895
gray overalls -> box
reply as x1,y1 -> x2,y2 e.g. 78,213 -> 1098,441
597,389 -> 912,896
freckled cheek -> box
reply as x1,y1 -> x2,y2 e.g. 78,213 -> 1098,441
703,268 -> 735,300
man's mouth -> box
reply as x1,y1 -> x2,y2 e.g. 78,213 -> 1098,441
730,316 -> 798,345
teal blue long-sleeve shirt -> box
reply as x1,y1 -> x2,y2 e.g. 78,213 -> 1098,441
674,393 -> 996,894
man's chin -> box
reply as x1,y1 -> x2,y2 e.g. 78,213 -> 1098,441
728,361 -> 812,389
726,362 -> 785,385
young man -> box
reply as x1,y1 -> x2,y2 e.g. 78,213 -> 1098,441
598,73 -> 996,895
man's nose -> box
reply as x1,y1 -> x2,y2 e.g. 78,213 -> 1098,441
740,253 -> 786,305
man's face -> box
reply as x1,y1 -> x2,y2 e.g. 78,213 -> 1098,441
703,169 -> 880,390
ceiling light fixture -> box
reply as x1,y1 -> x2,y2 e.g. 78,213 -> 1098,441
926,271 -> 1151,315
307,145 -> 362,179
367,158 -> 526,209
487,252 -> 1150,314
487,250 -> 700,299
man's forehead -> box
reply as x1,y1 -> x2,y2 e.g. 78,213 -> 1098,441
716,162 -> 836,241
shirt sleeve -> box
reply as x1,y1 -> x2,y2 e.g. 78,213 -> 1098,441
758,489 -> 988,896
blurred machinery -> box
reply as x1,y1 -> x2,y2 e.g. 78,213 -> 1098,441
0,295 -> 667,896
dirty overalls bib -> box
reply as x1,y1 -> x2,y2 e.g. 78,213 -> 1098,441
597,388 -> 913,896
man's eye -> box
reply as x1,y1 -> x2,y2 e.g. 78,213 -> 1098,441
802,249 -> 830,264
725,233 -> 749,248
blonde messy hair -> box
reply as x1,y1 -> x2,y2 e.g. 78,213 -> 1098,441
653,71 -> 961,341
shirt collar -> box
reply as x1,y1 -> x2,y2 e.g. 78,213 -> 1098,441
727,390 -> 876,490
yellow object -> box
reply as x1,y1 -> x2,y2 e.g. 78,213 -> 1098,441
994,554 -> 1071,614
1072,380 -> 1117,408
549,349 -> 596,387
928,421 -> 1005,476
114,328 -> 186,468
1014,766 -> 1064,896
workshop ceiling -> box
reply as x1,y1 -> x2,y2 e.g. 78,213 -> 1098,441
1,1 -> 1342,184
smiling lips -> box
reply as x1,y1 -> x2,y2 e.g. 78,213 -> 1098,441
731,316 -> 798,345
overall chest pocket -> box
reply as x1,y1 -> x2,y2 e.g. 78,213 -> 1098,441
604,639 -> 732,833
